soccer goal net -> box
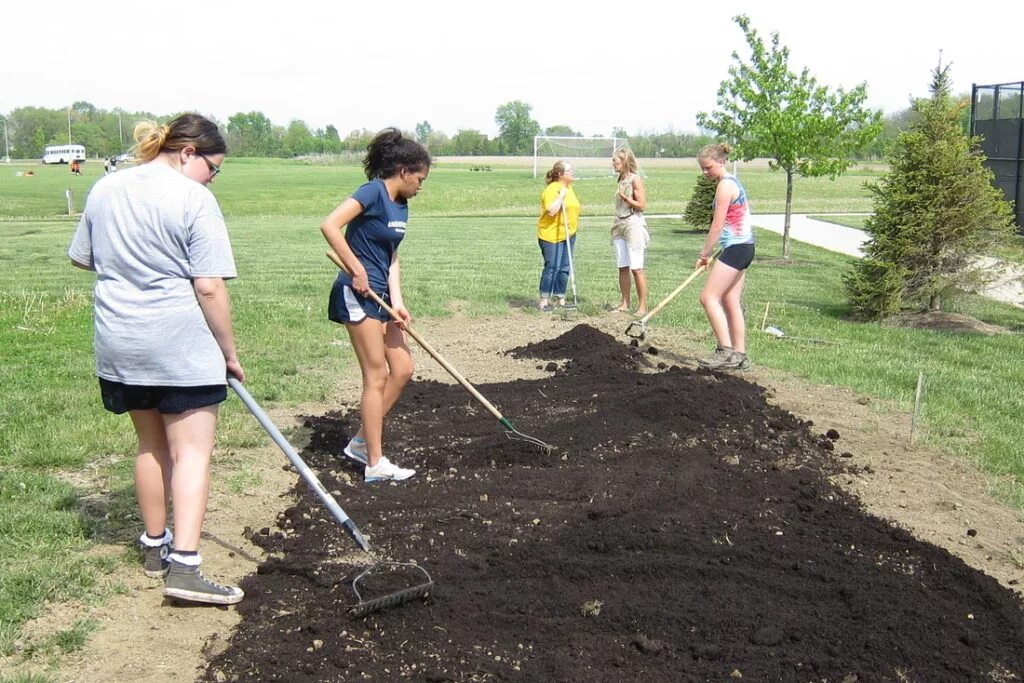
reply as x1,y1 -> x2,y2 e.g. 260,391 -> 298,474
532,136 -> 645,179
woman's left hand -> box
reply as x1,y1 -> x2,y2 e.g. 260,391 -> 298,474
392,306 -> 412,330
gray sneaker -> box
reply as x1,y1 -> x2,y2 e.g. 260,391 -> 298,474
142,543 -> 171,578
721,351 -> 752,371
698,346 -> 735,369
163,561 -> 243,605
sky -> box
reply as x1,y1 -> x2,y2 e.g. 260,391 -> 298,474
3,1 -> 1023,138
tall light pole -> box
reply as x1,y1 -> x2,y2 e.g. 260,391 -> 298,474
67,106 -> 72,144
117,111 -> 123,149
1,116 -> 9,163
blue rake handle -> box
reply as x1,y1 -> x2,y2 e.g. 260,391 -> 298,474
227,376 -> 370,552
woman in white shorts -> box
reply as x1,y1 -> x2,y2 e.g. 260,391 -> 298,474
611,148 -> 649,315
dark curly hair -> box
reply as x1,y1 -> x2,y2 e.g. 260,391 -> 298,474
363,127 -> 432,180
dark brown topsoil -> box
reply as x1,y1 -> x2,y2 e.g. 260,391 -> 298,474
203,325 -> 1024,682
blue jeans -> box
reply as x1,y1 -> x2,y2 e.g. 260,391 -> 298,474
538,235 -> 575,298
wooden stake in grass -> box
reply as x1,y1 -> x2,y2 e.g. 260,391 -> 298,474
761,301 -> 771,331
910,372 -> 926,445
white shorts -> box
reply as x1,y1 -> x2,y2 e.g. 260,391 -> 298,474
613,238 -> 646,270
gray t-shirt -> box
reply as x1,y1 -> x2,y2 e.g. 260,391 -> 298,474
68,162 -> 237,386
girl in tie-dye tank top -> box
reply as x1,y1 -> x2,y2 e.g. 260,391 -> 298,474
694,143 -> 756,372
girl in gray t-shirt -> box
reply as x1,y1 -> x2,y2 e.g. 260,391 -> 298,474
69,113 -> 245,605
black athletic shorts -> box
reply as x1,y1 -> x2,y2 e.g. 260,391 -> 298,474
99,378 -> 227,415
719,242 -> 755,271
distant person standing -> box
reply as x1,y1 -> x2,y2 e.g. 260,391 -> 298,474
109,156 -> 118,173
610,149 -> 649,315
321,128 -> 431,483
695,143 -> 755,371
69,113 -> 245,605
103,157 -> 111,174
70,159 -> 82,176
537,160 -> 580,311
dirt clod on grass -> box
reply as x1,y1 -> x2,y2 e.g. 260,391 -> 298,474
202,324 -> 1024,682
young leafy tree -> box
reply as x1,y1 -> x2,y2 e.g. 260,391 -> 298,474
697,15 -> 883,258
844,63 -> 1016,319
682,173 -> 718,230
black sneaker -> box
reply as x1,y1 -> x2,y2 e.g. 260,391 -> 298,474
142,543 -> 171,578
163,561 -> 243,605
139,530 -> 172,578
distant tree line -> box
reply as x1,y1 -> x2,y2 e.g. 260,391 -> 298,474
1,96 -> 966,160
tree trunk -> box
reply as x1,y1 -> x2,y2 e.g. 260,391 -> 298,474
783,169 -> 794,259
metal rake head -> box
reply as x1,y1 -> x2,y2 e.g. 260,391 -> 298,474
624,319 -> 648,339
504,428 -> 554,454
349,560 -> 434,619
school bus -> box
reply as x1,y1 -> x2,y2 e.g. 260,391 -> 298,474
42,145 -> 86,164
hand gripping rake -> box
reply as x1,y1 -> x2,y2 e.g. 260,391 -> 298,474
228,377 -> 433,618
624,252 -> 718,340
327,251 -> 553,454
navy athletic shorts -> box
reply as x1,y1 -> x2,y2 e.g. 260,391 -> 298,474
99,378 -> 227,415
328,280 -> 391,324
719,242 -> 755,271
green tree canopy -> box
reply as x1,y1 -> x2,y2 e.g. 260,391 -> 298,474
495,100 -> 540,155
226,111 -> 279,157
415,121 -> 432,144
844,63 -> 1016,319
697,15 -> 883,258
543,125 -> 578,136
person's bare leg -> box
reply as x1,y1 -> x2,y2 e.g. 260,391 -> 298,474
699,261 -> 744,349
351,320 -> 414,445
722,271 -> 748,354
632,268 -> 648,316
616,267 -> 631,311
346,319 -> 390,467
163,405 -> 218,551
131,409 -> 172,537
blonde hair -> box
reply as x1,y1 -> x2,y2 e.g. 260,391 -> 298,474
698,142 -> 732,164
614,148 -> 637,177
133,113 -> 226,163
545,160 -> 571,184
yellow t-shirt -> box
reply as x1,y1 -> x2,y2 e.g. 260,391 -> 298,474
537,182 -> 580,243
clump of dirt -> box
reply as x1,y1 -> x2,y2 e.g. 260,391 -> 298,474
202,325 -> 1024,682
885,310 -> 1012,335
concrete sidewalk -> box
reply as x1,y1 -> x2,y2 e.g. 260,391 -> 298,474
753,214 -> 868,258
753,213 -> 1023,308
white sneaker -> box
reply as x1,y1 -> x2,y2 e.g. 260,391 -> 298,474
364,456 -> 416,482
343,437 -> 368,465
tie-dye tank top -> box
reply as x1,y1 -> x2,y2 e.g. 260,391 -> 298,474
712,174 -> 754,249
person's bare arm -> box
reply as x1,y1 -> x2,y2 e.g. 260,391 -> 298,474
194,277 -> 244,382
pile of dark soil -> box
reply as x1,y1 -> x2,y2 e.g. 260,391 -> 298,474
204,325 -> 1024,682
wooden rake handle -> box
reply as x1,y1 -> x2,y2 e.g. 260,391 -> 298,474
325,251 -> 509,426
636,253 -> 718,326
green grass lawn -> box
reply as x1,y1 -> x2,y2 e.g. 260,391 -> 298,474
2,158 -> 1022,665
809,214 -> 870,230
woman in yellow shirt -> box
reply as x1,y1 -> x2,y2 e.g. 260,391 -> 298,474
537,160 -> 581,311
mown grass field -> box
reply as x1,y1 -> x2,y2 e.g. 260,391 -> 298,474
2,157 -> 1022,671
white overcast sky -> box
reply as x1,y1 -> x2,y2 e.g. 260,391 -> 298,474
3,1 -> 1022,137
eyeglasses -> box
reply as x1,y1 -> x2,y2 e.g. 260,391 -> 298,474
197,152 -> 221,178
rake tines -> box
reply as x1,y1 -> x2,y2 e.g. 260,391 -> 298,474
349,560 -> 434,619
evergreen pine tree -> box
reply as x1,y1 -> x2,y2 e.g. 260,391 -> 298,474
844,63 -> 1015,320
682,173 -> 718,230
